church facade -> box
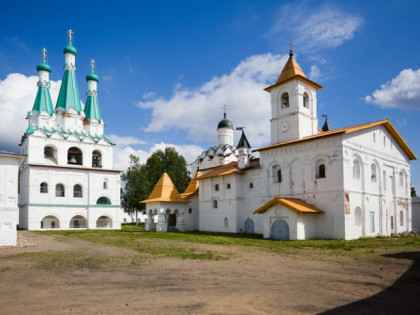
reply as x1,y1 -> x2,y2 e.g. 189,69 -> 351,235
143,50 -> 417,240
19,32 -> 122,230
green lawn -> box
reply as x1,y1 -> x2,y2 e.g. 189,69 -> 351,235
37,226 -> 420,261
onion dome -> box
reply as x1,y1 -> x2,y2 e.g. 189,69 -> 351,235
86,71 -> 99,82
36,60 -> 52,73
63,43 -> 77,56
217,112 -> 233,129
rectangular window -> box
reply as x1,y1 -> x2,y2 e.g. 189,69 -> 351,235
215,184 -> 219,191
370,212 -> 375,233
391,215 -> 394,230
383,171 -> 387,191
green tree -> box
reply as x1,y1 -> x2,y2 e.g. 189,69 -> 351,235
121,155 -> 150,225
146,147 -> 190,192
121,148 -> 191,224
412,186 -> 417,197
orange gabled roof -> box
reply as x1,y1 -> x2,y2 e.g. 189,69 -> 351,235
253,120 -> 417,160
199,162 -> 244,180
264,53 -> 323,92
253,197 -> 324,215
180,171 -> 201,199
140,172 -> 187,203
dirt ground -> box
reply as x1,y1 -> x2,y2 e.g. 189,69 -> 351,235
0,231 -> 419,314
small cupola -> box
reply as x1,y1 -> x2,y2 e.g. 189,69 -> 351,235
321,115 -> 331,132
217,112 -> 234,130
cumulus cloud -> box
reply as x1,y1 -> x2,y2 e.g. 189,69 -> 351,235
107,134 -> 146,146
365,68 -> 420,110
136,53 -> 288,147
0,73 -> 61,151
268,4 -> 363,52
113,141 -> 204,172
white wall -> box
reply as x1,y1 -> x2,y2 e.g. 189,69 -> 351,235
0,155 -> 22,246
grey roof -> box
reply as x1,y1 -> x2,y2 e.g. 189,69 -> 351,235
237,130 -> 251,149
217,113 -> 233,130
322,117 -> 331,132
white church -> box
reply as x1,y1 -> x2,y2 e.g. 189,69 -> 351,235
18,31 -> 122,230
142,50 -> 417,240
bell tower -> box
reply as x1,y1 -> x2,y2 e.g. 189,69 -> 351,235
265,50 -> 323,144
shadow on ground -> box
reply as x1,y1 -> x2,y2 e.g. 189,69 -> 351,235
320,251 -> 420,314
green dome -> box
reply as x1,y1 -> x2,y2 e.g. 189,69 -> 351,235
36,60 -> 52,73
217,113 -> 233,129
86,71 -> 99,82
63,43 -> 77,56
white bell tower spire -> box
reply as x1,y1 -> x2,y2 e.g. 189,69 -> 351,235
265,49 -> 323,144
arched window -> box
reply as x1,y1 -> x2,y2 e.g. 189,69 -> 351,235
103,178 -> 108,190
215,184 -> 219,191
355,207 -> 361,226
399,171 -> 404,187
227,183 -> 231,189
353,159 -> 361,180
303,92 -> 309,108
92,150 -> 102,168
249,182 -> 253,189
316,162 -> 326,179
96,196 -> 111,205
277,169 -> 282,182
400,210 -> 404,226
40,182 -> 48,193
281,92 -> 289,109
224,217 -> 228,228
55,184 -> 65,197
272,165 -> 281,183
213,200 -> 218,209
67,147 -> 83,165
41,215 -> 60,229
44,145 -> 57,164
73,184 -> 83,198
371,164 -> 377,182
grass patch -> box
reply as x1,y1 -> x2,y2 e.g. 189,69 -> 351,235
35,229 -> 420,263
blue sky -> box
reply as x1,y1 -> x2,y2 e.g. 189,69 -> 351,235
0,0 -> 419,191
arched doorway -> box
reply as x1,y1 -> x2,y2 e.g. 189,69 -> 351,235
96,216 -> 113,228
41,216 -> 60,229
244,218 -> 254,234
271,220 -> 289,240
70,215 -> 87,228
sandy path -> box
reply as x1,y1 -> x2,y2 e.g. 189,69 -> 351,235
0,231 -> 418,314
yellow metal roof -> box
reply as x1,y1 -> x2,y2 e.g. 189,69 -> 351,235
199,162 -> 244,180
264,54 -> 323,92
140,172 -> 187,203
254,120 -> 417,160
180,171 -> 201,199
253,197 -> 324,215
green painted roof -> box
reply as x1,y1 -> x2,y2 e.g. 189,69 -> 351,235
237,130 -> 251,149
36,60 -> 52,73
21,126 -> 112,145
86,71 -> 99,82
63,43 -> 77,56
84,95 -> 102,122
56,69 -> 82,113
32,87 -> 54,115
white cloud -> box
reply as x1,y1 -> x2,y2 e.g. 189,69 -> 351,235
113,142 -> 204,172
268,4 -> 363,52
0,73 -> 61,151
309,65 -> 320,81
107,134 -> 146,146
365,68 -> 420,110
136,53 -> 288,147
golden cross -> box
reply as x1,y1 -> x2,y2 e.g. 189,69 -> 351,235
287,39 -> 294,51
42,48 -> 47,61
68,29 -> 73,43
90,59 -> 95,71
